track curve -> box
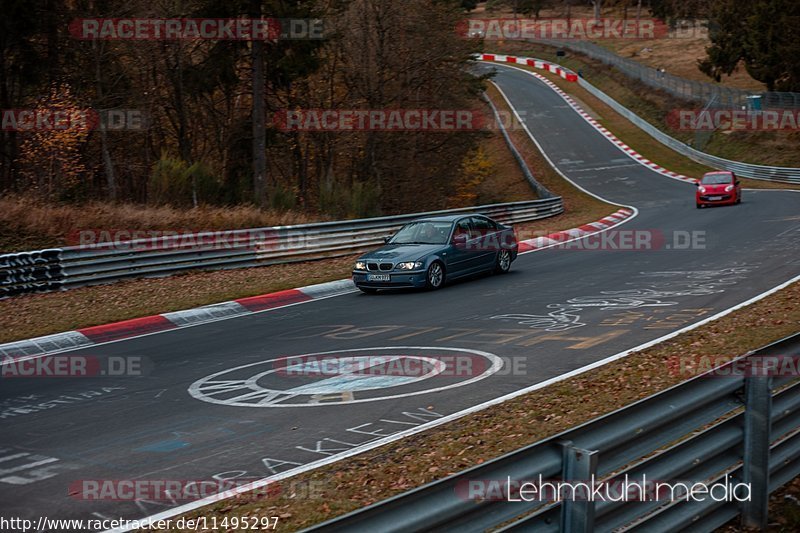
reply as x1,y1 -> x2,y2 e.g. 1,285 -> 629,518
2,63 -> 799,526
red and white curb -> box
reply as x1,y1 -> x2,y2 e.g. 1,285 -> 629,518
0,209 -> 634,360
477,53 -> 578,82
0,279 -> 356,360
516,207 -> 634,252
479,54 -> 698,185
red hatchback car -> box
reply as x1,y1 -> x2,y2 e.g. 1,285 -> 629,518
696,171 -> 742,208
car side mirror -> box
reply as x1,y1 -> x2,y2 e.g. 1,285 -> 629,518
452,233 -> 467,247
695,182 -> 700,187
384,235 -> 393,244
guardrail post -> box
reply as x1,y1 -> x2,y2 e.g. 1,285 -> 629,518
742,373 -> 772,529
559,442 -> 598,533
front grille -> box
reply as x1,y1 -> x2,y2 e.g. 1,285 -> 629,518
379,263 -> 393,271
367,263 -> 379,271
701,194 -> 731,201
361,280 -> 414,288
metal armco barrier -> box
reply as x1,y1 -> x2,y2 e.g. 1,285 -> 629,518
0,249 -> 64,296
0,198 -> 563,298
576,77 -> 800,184
307,333 -> 800,533
483,93 -> 554,199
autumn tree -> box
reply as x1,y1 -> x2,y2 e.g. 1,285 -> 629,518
700,0 -> 800,91
2,0 -> 492,215
17,84 -> 90,198
0,0 -> 51,190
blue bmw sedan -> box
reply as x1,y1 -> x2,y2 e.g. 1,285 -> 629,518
352,214 -> 518,294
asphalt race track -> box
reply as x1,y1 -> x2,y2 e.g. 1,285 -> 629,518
2,64 -> 799,527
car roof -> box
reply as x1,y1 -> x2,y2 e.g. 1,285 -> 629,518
412,214 -> 482,223
703,171 -> 733,176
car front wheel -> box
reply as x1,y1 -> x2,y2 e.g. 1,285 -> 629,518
425,261 -> 445,290
495,249 -> 512,274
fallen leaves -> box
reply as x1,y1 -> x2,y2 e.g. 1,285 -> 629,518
0,254 -> 360,344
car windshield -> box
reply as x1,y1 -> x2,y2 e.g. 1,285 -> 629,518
389,221 -> 452,245
701,173 -> 733,185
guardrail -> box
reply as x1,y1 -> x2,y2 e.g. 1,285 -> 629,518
577,77 -> 800,184
479,53 -> 800,184
0,198 -> 563,298
307,333 -> 800,532
483,93 -> 554,199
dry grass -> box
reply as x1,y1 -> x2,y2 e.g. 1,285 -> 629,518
0,216 -> 613,345
0,196 -> 326,254
604,37 -> 764,92
475,126 -> 538,203
145,279 -> 800,532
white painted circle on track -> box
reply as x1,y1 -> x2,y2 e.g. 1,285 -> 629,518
188,346 -> 503,407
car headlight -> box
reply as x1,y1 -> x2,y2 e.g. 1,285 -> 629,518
396,261 -> 423,270
698,186 -> 706,193
354,261 -> 367,270
724,185 -> 734,192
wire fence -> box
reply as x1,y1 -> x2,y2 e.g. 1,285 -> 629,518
536,39 -> 800,109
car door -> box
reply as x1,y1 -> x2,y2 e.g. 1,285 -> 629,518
446,218 -> 479,276
469,216 -> 500,269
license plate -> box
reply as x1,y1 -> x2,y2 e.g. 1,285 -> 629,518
367,274 -> 390,281
708,196 -> 722,200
